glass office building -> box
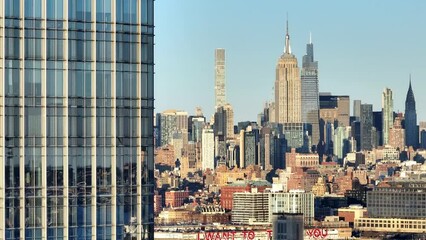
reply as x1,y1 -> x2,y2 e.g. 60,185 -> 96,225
0,0 -> 155,239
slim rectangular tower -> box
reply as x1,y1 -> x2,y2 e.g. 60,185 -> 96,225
382,88 -> 393,145
0,1 -> 155,239
215,48 -> 226,107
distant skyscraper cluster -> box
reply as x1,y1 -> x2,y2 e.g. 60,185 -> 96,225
155,20 -> 424,179
153,15 -> 426,240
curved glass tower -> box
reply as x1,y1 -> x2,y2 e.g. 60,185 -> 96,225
0,0 -> 155,239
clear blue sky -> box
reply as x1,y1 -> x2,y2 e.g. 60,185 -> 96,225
155,0 -> 426,123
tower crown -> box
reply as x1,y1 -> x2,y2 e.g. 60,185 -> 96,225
405,75 -> 416,111
284,19 -> 291,54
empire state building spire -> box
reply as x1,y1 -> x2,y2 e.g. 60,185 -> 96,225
285,18 -> 291,54
275,18 -> 301,124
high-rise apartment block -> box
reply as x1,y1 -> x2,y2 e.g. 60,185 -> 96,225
215,48 -> 226,107
157,110 -> 188,147
301,34 -> 320,145
269,190 -> 314,226
360,104 -> 373,150
382,88 -> 393,145
275,22 -> 301,124
202,127 -> 215,171
0,1 -> 155,239
389,116 -> 405,150
232,191 -> 269,224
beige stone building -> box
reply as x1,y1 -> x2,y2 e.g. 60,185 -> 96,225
274,23 -> 301,124
389,116 -> 405,150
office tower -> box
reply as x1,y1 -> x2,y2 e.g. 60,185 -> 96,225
360,104 -> 373,150
158,110 -> 188,147
421,130 -> 426,149
190,116 -> 205,143
269,190 -> 314,226
334,126 -> 352,160
215,48 -> 226,107
382,88 -> 393,145
275,21 -> 301,123
213,103 -> 234,140
301,34 -> 320,145
325,122 -> 334,155
372,111 -> 382,147
202,127 -> 215,171
319,94 -> 350,143
282,123 -> 310,153
227,140 -> 239,168
0,1 -> 155,239
213,106 -> 226,137
351,121 -> 361,151
272,213 -> 304,240
389,116 -> 405,150
187,107 -> 205,142
319,94 -> 350,127
171,132 -> 187,162
273,134 -> 287,169
353,100 -> 361,120
181,141 -> 201,178
243,128 -> 258,167
405,79 -> 418,148
223,103 -> 234,140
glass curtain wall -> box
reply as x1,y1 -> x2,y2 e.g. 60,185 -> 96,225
0,0 -> 154,239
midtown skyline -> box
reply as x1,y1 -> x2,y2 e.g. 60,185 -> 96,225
155,0 -> 426,122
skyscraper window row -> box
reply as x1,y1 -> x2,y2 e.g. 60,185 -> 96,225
0,0 -> 155,239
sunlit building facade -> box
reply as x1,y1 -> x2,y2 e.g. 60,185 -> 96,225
0,0 -> 155,239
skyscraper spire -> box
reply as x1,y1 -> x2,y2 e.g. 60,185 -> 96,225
309,31 -> 312,44
285,15 -> 291,54
405,74 -> 418,148
409,73 -> 412,87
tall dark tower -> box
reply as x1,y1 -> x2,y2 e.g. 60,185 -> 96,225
301,33 -> 319,146
405,77 -> 419,148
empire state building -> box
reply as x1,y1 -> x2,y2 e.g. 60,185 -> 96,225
275,22 -> 301,123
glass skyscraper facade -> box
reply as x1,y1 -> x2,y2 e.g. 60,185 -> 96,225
301,37 -> 319,145
0,0 -> 154,239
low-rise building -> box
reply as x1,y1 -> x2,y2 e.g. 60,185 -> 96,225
165,190 -> 190,208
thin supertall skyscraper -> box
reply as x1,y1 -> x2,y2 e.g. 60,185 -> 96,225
275,21 -> 301,123
215,48 -> 226,107
301,33 -> 319,144
382,88 -> 393,145
405,77 -> 418,148
0,1 -> 155,239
